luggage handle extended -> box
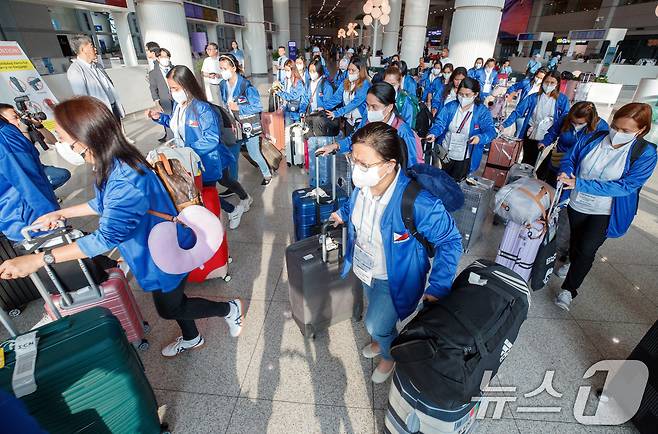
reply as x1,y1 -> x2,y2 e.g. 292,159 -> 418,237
314,150 -> 337,205
320,221 -> 347,264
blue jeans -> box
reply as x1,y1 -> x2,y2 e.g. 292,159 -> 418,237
242,135 -> 271,178
43,165 -> 71,190
363,279 -> 398,361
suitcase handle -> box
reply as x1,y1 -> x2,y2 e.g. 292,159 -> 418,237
314,150 -> 337,205
21,221 -> 66,242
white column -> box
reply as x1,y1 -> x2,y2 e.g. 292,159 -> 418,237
111,11 -> 138,66
289,0 -> 302,48
239,0 -> 268,75
207,24 -> 218,46
358,23 -> 364,47
399,0 -> 430,65
448,0 -> 504,69
135,0 -> 193,69
273,0 -> 290,49
382,0 -> 402,57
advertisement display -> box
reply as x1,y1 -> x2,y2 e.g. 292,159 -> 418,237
0,41 -> 59,130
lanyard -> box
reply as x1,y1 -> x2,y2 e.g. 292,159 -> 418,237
356,191 -> 381,246
456,110 -> 472,134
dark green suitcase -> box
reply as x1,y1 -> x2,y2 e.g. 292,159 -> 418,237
0,307 -> 163,434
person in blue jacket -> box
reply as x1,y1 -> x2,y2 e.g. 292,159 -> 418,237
474,58 -> 499,99
554,102 -> 656,311
274,59 -> 308,125
506,67 -> 546,104
467,57 -> 484,78
397,60 -> 417,98
332,57 -> 349,87
319,82 -> 421,167
420,59 -> 443,110
526,53 -> 543,76
147,65 -> 252,229
499,59 -> 513,76
383,66 -> 417,129
0,96 -> 244,357
326,56 -> 371,136
295,56 -> 310,86
0,113 -> 59,242
329,122 -> 462,383
434,67 -> 468,113
502,70 -> 570,165
218,54 -> 273,185
426,77 -> 497,181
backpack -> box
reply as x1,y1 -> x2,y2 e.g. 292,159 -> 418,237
415,104 -> 432,138
209,103 -> 237,145
391,116 -> 424,164
396,89 -> 420,130
400,164 -> 465,258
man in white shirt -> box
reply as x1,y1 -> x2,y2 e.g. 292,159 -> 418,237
441,47 -> 453,67
201,43 -> 222,104
276,46 -> 288,83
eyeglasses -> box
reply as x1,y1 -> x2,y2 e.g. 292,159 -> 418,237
347,153 -> 389,172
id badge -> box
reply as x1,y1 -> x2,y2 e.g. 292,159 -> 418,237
448,132 -> 468,160
573,192 -> 605,210
353,243 -> 374,286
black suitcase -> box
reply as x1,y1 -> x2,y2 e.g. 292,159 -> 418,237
448,177 -> 494,252
390,259 -> 530,409
286,222 -> 363,338
630,320 -> 658,433
0,234 -> 40,316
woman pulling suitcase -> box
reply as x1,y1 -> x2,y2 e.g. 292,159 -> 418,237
0,96 -> 244,357
329,122 -> 463,383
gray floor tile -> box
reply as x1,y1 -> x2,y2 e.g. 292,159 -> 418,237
513,419 -> 638,433
226,398 -> 376,434
598,228 -> 658,266
607,263 -> 658,308
473,418 -> 520,434
226,205 -> 294,246
0,297 -> 48,341
577,320 -> 652,360
155,389 -> 236,434
530,277 -> 577,320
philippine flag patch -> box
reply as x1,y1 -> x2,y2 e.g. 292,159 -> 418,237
393,231 -> 410,243
188,120 -> 199,127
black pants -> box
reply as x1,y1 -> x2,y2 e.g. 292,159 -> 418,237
522,137 -> 541,165
152,279 -> 230,340
206,168 -> 249,214
562,206 -> 610,298
444,158 -> 471,181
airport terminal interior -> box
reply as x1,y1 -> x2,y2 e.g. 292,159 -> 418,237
0,0 -> 657,433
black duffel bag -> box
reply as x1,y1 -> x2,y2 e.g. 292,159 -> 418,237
304,111 -> 341,137
390,259 -> 530,409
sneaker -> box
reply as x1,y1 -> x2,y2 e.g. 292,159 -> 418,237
224,299 -> 244,337
261,176 -> 272,186
219,188 -> 236,198
161,335 -> 205,357
554,262 -> 570,279
228,204 -> 245,230
240,195 -> 253,213
554,290 -> 573,311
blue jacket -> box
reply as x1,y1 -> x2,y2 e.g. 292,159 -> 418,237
467,67 -> 481,79
560,135 -> 657,238
502,92 -> 570,140
337,171 -> 462,319
505,78 -> 536,102
301,76 -> 337,113
429,101 -> 497,173
473,68 -> 499,98
156,99 -> 233,183
277,77 -> 308,122
499,65 -> 513,75
332,69 -> 347,87
219,74 -> 263,117
327,79 -> 372,122
77,161 -> 195,292
0,121 -> 59,241
420,73 -> 443,103
541,118 -> 609,154
338,115 -> 420,167
403,75 -> 418,97
396,91 -> 416,128
527,59 -> 542,74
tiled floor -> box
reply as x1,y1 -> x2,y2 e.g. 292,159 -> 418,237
3,92 -> 657,433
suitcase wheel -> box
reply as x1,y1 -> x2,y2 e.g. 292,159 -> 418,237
287,162 -> 292,167
161,422 -> 171,434
8,308 -> 21,317
223,275 -> 232,283
143,321 -> 151,334
228,257 -> 233,264
138,339 -> 150,351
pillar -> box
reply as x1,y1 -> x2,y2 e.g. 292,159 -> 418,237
273,0 -> 290,50
207,24 -> 218,46
289,0 -> 302,49
448,0 -> 504,70
399,0 -> 430,65
440,10 -> 453,46
358,23 -> 364,47
111,11 -> 138,66
135,0 -> 193,69
239,0 -> 268,75
382,0 -> 402,57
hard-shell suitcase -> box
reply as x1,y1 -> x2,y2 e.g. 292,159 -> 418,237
285,122 -> 305,166
482,136 -> 523,188
495,220 -> 545,282
448,176 -> 494,252
187,185 -> 231,283
384,371 -> 480,434
307,137 -> 352,196
629,319 -> 658,433
0,307 -> 163,434
286,222 -> 363,338
261,106 -> 285,151
21,225 -> 148,349
292,153 -> 348,241
0,234 -> 40,316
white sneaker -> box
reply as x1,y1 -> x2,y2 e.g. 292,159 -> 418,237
224,299 -> 244,337
240,195 -> 253,213
554,263 -> 570,279
161,335 -> 204,357
371,362 -> 395,384
228,204 -> 245,230
554,290 -> 573,311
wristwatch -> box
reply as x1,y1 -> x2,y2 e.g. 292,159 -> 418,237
43,250 -> 56,266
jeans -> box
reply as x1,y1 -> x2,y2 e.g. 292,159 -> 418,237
242,135 -> 271,178
151,279 -> 230,340
562,206 -> 610,297
363,279 -> 399,361
43,165 -> 71,190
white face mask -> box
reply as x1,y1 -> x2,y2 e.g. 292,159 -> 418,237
348,72 -> 359,82
339,64 -> 348,71
172,90 -> 187,104
367,108 -> 386,123
458,95 -> 475,107
542,83 -> 556,94
572,123 -> 586,132
432,68 -> 441,76
609,128 -> 637,146
475,63 -> 483,69
296,63 -> 304,72
159,58 -> 171,67
55,141 -> 86,166
534,77 -> 542,85
285,70 -> 292,79
309,71 -> 319,81
443,72 -> 451,80
352,164 -> 389,189
220,69 -> 232,80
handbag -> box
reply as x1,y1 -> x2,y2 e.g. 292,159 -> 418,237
233,79 -> 263,138
241,137 -> 283,172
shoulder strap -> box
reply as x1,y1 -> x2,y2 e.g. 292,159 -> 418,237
238,77 -> 249,97
401,180 -> 435,258
630,138 -> 655,167
584,130 -> 608,147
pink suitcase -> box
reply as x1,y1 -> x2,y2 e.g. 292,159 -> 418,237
495,220 -> 545,282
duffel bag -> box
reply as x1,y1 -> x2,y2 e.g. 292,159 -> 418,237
390,259 -> 530,409
493,177 -> 555,225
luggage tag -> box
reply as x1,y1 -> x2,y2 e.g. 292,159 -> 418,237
353,242 -> 374,286
12,331 -> 39,398
571,191 -> 608,211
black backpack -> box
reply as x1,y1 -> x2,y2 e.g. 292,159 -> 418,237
414,104 -> 432,138
390,259 -> 530,409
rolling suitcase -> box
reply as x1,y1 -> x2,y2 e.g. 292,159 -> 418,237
292,153 -> 348,241
21,225 -> 149,349
261,98 -> 285,151
0,307 -> 164,434
385,371 -> 480,434
241,137 -> 283,172
286,222 -> 363,338
0,234 -> 40,316
448,176 -> 494,252
188,185 -> 231,283
307,137 -> 352,196
482,135 -> 523,188
285,122 -> 306,166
